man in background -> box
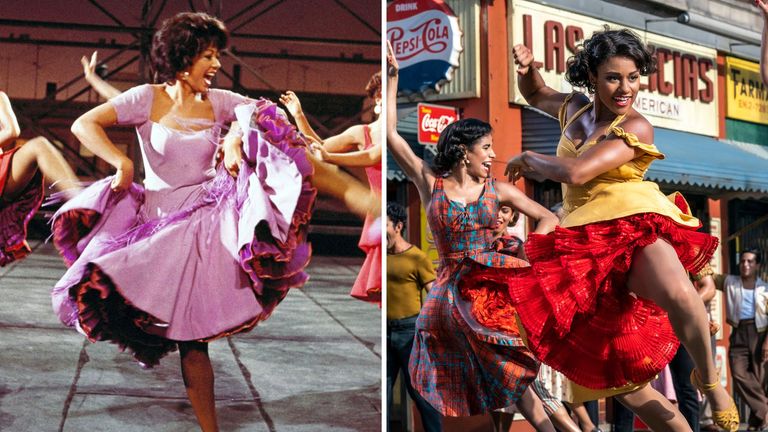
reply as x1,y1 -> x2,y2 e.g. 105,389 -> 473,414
386,202 -> 442,432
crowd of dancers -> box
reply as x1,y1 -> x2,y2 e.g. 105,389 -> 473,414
1,11 -> 381,432
385,5 -> 768,430
3,2 -> 768,432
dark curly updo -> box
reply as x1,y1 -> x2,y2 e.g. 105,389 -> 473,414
566,28 -> 656,93
151,12 -> 228,84
386,202 -> 407,227
365,71 -> 382,99
432,119 -> 492,175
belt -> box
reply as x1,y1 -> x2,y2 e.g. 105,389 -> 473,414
387,314 -> 418,328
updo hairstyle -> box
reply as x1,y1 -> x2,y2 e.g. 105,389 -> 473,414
431,119 -> 492,175
151,12 -> 228,84
565,28 -> 656,93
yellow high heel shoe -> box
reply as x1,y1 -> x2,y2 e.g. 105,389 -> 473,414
691,369 -> 740,432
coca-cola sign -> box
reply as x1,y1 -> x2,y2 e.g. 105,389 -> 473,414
387,0 -> 462,95
417,103 -> 459,145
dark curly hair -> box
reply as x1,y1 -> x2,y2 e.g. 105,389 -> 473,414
387,202 -> 407,228
432,118 -> 492,175
365,71 -> 382,99
151,12 -> 228,84
565,27 -> 656,93
741,248 -> 762,264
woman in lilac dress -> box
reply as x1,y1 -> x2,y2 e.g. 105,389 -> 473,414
51,13 -> 314,431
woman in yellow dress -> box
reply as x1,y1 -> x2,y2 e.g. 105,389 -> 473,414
465,28 -> 738,431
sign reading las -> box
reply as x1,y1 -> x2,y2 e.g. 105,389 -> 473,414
509,0 -> 719,136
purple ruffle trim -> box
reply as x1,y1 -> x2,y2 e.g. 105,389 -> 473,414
52,98 -> 317,365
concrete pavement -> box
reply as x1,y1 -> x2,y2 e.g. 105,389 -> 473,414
0,242 -> 381,432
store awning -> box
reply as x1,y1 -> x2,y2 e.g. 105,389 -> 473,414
522,108 -> 768,194
651,129 -> 768,193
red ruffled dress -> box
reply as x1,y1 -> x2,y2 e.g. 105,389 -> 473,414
408,177 -> 539,417
350,124 -> 381,304
0,147 -> 44,266
460,94 -> 718,394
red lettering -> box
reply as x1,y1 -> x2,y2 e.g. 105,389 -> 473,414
698,59 -> 714,103
565,25 -> 583,54
657,48 -> 673,95
673,51 -> 683,97
681,54 -> 698,100
544,20 -> 565,73
523,15 -> 533,51
643,45 -> 656,92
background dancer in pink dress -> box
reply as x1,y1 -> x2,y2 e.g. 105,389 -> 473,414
280,73 -> 382,305
0,91 -> 80,266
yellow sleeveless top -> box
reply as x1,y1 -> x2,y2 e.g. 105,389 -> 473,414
557,93 -> 700,230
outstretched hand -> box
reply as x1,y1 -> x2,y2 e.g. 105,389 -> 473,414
386,40 -> 399,76
756,0 -> 768,21
279,91 -> 302,118
512,44 -> 535,75
81,51 -> 99,79
306,136 -> 328,160
505,153 -> 528,182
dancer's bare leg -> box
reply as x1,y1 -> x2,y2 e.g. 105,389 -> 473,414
3,137 -> 80,200
515,387 -> 557,432
549,406 -> 582,432
568,402 -> 597,432
627,239 -> 735,424
179,341 -> 219,432
308,153 -> 380,219
615,385 -> 690,432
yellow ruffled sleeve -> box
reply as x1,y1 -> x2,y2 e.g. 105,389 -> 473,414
611,126 -> 665,160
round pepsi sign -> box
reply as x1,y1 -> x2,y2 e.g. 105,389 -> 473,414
387,0 -> 463,95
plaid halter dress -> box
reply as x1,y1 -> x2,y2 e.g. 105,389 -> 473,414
408,177 -> 538,417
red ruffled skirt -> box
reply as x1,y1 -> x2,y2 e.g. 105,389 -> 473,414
460,213 -> 718,389
0,148 -> 44,266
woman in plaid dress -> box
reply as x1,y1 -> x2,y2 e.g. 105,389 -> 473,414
386,44 -> 559,418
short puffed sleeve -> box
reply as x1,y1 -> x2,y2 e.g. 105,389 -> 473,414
109,84 -> 153,126
557,92 -> 578,130
610,126 -> 665,160
207,89 -> 251,124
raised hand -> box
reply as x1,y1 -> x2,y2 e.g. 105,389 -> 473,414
81,51 -> 99,80
504,153 -> 531,182
512,44 -> 535,75
386,40 -> 399,76
279,91 -> 302,118
757,0 -> 768,21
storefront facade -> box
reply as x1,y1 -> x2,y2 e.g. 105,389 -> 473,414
387,1 -> 768,430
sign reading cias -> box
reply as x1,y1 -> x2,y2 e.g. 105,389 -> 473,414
417,102 -> 459,145
387,0 -> 463,95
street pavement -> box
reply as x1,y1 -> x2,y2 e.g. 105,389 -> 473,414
0,241 -> 382,432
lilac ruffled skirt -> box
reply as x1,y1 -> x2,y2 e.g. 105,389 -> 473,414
51,102 -> 316,366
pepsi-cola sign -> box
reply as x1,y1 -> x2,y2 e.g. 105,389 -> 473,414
387,0 -> 462,95
417,103 -> 458,145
